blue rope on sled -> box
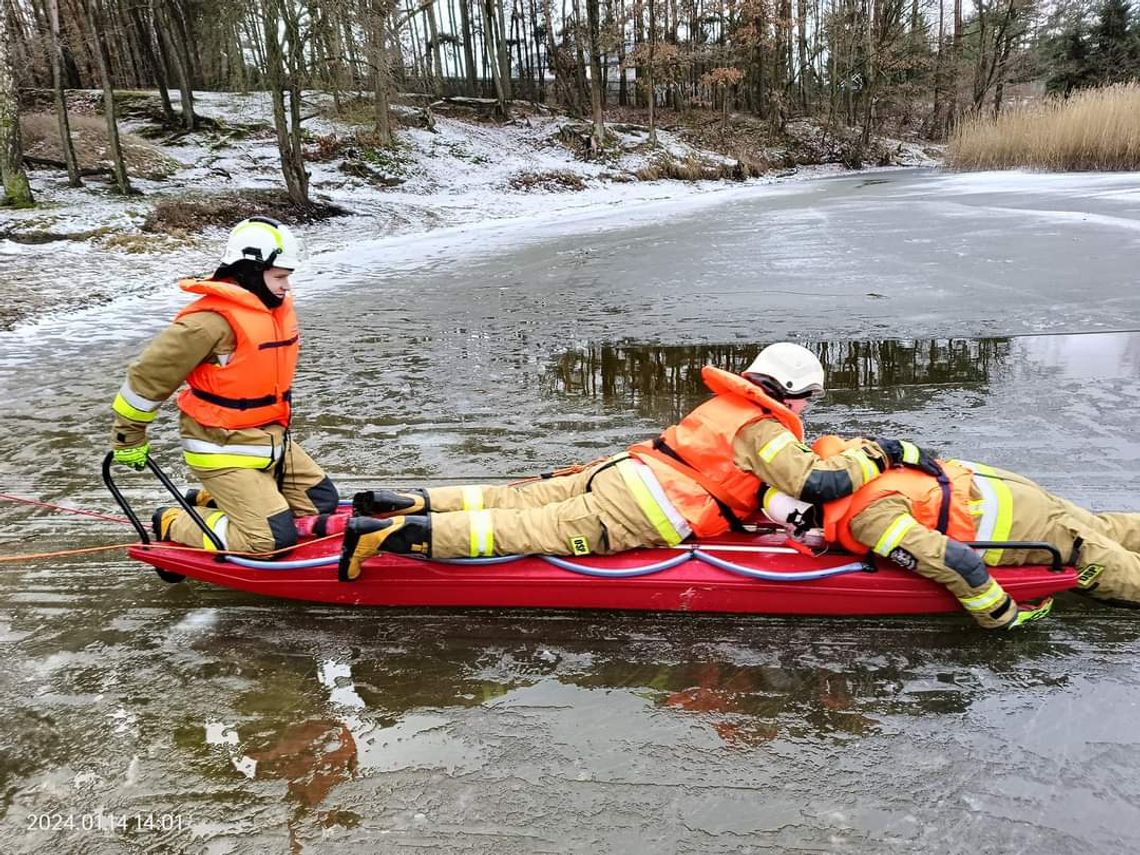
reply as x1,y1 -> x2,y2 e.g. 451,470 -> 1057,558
223,547 -> 868,582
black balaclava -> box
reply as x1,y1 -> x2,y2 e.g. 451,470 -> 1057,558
213,258 -> 284,310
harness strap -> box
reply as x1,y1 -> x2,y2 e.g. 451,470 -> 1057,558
191,387 -> 292,410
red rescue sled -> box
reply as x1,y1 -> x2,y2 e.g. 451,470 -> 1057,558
127,527 -> 1077,616
106,456 -> 1078,616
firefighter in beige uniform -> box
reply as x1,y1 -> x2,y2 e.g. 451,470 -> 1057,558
337,343 -> 940,581
110,218 -> 339,553
764,435 -> 1140,628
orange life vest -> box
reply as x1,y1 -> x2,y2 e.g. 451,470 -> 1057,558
812,435 -> 977,554
628,366 -> 805,537
174,279 -> 299,430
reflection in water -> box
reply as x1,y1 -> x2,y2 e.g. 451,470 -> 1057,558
545,339 -> 1012,422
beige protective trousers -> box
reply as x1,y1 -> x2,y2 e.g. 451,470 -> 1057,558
423,457 -> 670,558
851,466 -> 1140,609
165,440 -> 335,553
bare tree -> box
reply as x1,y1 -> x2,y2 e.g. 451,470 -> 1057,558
50,0 -> 81,187
262,0 -> 310,205
0,0 -> 34,206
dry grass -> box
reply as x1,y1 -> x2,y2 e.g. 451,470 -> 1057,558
20,112 -> 180,179
635,154 -> 757,181
144,190 -> 348,235
508,170 -> 587,192
948,84 -> 1140,171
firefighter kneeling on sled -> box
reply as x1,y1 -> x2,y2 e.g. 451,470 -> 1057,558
337,342 -> 941,582
110,218 -> 340,554
762,435 -> 1140,629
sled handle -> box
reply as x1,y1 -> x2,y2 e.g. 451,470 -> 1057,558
965,540 -> 1066,573
101,451 -> 225,551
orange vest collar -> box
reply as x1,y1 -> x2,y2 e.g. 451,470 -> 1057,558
701,366 -> 804,441
179,278 -> 283,313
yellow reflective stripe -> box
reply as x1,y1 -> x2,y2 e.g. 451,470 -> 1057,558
959,579 -> 1006,613
841,448 -> 880,486
183,451 -> 274,470
873,513 -> 918,557
202,511 -> 228,552
899,441 -> 920,465
955,460 -> 1014,565
615,459 -> 685,546
461,485 -> 484,511
468,509 -> 494,557
759,431 -> 795,463
112,394 -> 159,423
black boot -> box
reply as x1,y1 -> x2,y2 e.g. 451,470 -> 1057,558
152,506 -> 179,541
184,488 -> 217,509
338,514 -> 432,582
352,487 -> 430,518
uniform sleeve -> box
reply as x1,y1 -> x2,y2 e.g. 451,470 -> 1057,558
732,421 -> 892,503
110,312 -> 232,449
848,495 -> 1018,629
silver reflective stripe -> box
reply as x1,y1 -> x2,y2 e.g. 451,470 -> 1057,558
632,460 -> 693,541
958,460 -> 998,543
118,381 -> 161,413
180,439 -> 277,460
211,515 -> 230,549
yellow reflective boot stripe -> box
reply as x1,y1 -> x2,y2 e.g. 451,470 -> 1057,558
841,448 -> 880,485
758,432 -> 795,463
615,459 -> 686,546
873,514 -> 918,556
461,485 -> 484,511
202,511 -> 228,551
955,460 -> 1014,564
959,579 -> 1006,613
468,510 -> 494,557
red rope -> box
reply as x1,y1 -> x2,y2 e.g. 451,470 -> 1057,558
0,493 -> 132,525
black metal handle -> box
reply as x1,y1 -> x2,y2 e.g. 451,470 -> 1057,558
966,540 -> 1066,574
101,451 -> 225,551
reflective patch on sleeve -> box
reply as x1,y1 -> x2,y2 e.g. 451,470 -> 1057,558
899,441 -> 920,464
759,432 -> 795,463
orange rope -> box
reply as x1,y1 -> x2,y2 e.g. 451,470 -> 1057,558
0,534 -> 343,564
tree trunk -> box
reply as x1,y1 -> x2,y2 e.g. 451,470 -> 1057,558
372,0 -> 394,145
585,0 -> 606,150
458,0 -> 479,94
263,0 -> 309,205
0,2 -> 34,207
155,0 -> 195,129
50,0 -> 82,187
84,0 -> 132,194
495,0 -> 513,98
481,0 -> 511,118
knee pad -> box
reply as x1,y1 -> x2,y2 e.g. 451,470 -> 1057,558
267,508 -> 300,551
945,540 -> 989,588
306,476 -> 340,514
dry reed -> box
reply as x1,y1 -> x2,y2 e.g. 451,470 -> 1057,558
948,83 -> 1140,171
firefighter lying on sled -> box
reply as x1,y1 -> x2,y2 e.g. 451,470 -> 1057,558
337,343 -> 943,583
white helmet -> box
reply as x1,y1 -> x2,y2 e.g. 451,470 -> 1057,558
221,217 -> 304,270
743,342 -> 825,400
761,487 -> 819,532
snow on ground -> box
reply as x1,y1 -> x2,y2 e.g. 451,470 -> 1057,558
0,90 -> 920,332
